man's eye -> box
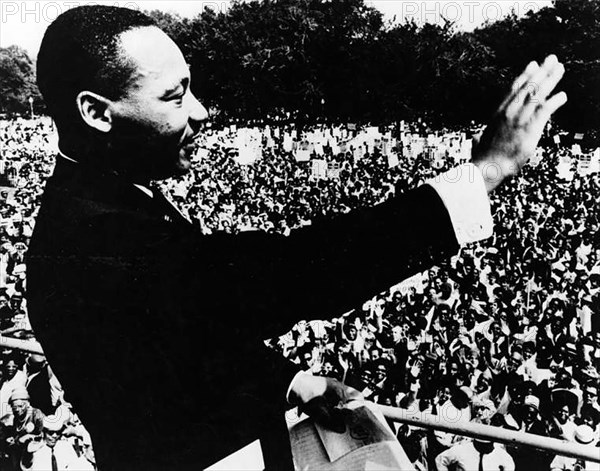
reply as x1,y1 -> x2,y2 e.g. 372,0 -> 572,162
166,91 -> 185,102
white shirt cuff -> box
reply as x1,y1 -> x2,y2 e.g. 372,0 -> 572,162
286,370 -> 309,404
427,163 -> 493,245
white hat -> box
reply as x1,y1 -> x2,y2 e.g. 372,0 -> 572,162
473,398 -> 495,410
43,415 -> 64,432
523,395 -> 540,410
9,387 -> 29,403
574,425 -> 596,445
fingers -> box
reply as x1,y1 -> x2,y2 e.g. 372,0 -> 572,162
499,60 -> 539,111
300,396 -> 346,433
518,56 -> 565,123
335,381 -> 363,403
533,60 -> 565,103
343,385 -> 364,403
526,54 -> 559,99
297,379 -> 364,433
527,91 -> 568,139
506,55 -> 559,118
536,91 -> 569,123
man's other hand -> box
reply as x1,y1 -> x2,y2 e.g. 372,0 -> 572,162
473,54 -> 568,193
288,373 -> 363,433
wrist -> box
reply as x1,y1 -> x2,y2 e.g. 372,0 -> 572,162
472,156 -> 514,193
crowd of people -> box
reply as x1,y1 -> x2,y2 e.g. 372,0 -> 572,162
0,118 -> 95,470
1,116 -> 599,469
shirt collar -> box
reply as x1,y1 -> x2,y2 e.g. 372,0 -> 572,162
133,184 -> 154,198
58,149 -> 78,164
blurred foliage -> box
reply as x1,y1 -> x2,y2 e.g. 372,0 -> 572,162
0,45 -> 43,117
1,0 -> 599,132
149,0 -> 599,131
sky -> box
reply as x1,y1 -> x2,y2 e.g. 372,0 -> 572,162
0,0 -> 554,56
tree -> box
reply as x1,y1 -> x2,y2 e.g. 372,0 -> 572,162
0,46 -> 42,116
474,0 -> 600,132
182,0 -> 385,121
7,0 -> 597,131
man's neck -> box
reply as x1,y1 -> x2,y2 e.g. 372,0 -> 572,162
58,145 -> 152,189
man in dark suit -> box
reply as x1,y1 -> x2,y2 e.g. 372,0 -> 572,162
26,5 -> 567,470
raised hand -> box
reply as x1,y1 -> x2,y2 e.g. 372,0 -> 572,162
473,55 -> 568,192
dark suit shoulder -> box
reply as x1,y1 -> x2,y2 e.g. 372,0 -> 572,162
29,158 -> 187,257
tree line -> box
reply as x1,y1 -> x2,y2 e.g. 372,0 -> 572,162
1,0 -> 599,132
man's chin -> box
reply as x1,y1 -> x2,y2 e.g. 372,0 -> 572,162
148,153 -> 191,181
175,150 -> 192,174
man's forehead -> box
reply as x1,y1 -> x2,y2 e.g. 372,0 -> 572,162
119,26 -> 189,91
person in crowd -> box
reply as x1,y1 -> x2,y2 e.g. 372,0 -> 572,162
581,384 -> 600,415
21,415 -> 94,471
0,357 -> 28,421
578,407 -> 600,438
499,394 -> 555,469
472,398 -> 497,425
550,397 -> 579,441
435,438 -> 515,471
0,388 -> 45,471
550,424 -> 600,471
25,355 -> 63,416
0,294 -> 14,330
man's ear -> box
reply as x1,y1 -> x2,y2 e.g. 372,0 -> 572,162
76,91 -> 113,133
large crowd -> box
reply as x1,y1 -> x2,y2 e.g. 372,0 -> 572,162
1,118 -> 95,470
0,116 -> 599,470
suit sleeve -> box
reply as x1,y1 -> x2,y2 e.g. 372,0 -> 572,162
178,182 -> 462,339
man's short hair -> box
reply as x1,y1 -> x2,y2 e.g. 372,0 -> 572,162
37,5 -> 156,129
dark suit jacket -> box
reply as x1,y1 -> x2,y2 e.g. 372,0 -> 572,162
26,156 -> 459,470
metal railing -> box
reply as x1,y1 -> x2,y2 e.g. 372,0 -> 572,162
0,334 -> 43,354
374,403 -> 600,463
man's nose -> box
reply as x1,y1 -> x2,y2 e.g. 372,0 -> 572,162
187,92 -> 209,125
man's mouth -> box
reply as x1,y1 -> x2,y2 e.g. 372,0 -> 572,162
182,131 -> 202,146
181,133 -> 202,154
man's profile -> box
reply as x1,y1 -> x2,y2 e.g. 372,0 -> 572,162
26,5 -> 566,470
